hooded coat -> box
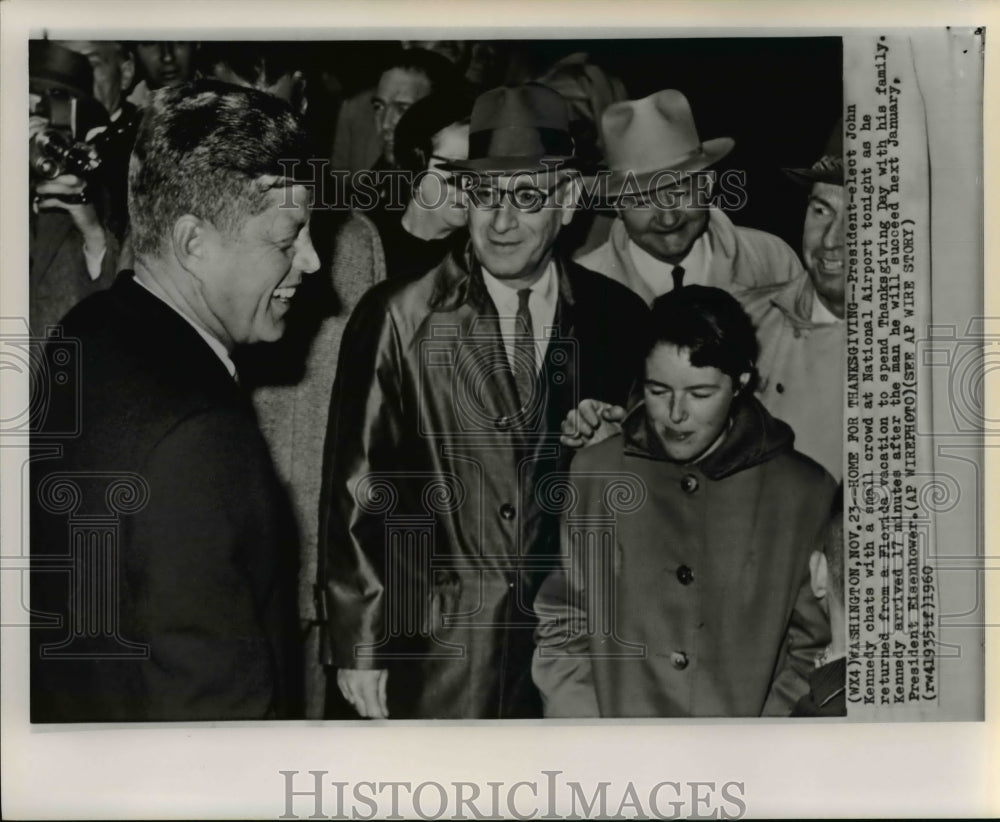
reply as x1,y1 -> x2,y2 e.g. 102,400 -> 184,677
532,397 -> 836,717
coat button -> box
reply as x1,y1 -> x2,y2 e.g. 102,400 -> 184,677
776,382 -> 785,394
495,415 -> 511,430
670,651 -> 689,670
499,503 -> 516,520
680,474 -> 699,493
676,565 -> 694,585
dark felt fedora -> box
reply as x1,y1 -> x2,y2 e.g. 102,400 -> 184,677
784,119 -> 844,186
439,83 -> 579,174
29,40 -> 94,100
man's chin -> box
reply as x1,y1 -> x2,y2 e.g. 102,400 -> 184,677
478,253 -> 529,278
645,234 -> 697,266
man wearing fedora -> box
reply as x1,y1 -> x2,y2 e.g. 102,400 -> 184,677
29,40 -> 121,335
737,121 -> 846,479
317,83 -> 649,719
561,121 -> 847,480
576,89 -> 803,306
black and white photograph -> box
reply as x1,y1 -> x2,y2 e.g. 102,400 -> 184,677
2,1 -> 995,819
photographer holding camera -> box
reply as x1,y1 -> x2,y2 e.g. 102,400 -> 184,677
29,40 -> 121,334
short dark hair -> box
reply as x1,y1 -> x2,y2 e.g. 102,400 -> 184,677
198,41 -> 306,87
128,79 -> 309,259
393,91 -> 472,177
822,484 -> 844,599
645,285 -> 759,389
381,47 -> 463,95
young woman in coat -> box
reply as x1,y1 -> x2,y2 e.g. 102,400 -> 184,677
532,285 -> 837,717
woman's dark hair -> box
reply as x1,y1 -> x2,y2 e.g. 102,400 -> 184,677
646,285 -> 760,390
393,91 -> 473,177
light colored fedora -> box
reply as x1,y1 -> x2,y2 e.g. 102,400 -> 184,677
600,89 -> 734,194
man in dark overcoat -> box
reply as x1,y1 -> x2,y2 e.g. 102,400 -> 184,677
30,80 -> 320,721
318,83 -> 650,719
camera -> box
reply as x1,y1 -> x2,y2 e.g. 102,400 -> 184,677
30,127 -> 101,182
29,41 -> 110,199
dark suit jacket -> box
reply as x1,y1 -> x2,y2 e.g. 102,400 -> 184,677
317,247 -> 650,718
30,272 -> 301,722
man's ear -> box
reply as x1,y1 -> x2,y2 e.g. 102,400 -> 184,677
809,550 -> 828,601
171,214 -> 212,276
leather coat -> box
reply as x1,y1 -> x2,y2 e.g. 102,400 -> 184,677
317,247 -> 650,718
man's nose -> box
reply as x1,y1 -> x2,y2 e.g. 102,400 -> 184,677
295,233 -> 322,275
823,210 -> 845,248
490,200 -> 517,233
161,43 -> 176,63
652,205 -> 681,229
384,109 -> 401,134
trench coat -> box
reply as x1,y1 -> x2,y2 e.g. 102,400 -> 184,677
532,397 -> 835,717
317,247 -> 650,718
575,207 -> 804,307
736,272 -> 846,480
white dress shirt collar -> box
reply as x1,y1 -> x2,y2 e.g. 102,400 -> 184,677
481,261 -> 559,371
627,229 -> 712,297
810,289 -> 844,325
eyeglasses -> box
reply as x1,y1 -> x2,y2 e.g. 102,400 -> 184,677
461,178 -> 569,214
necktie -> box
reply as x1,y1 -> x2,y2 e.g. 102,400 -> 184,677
513,288 -> 537,410
672,265 -> 685,291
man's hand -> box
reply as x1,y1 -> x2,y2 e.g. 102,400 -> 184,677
35,174 -> 105,246
337,668 -> 389,718
560,399 -> 627,449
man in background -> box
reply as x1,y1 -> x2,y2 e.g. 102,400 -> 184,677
577,89 -> 803,304
59,40 -> 142,242
737,122 -> 846,478
330,46 -> 460,180
128,41 -> 198,108
29,40 -> 119,333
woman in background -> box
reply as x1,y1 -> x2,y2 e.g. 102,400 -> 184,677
532,285 -> 836,717
373,91 -> 472,279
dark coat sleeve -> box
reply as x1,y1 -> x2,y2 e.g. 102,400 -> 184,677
568,263 -> 650,411
317,287 -> 405,670
762,471 -> 837,715
129,409 -> 284,720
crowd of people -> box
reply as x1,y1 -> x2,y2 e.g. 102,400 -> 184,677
29,38 -> 847,722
